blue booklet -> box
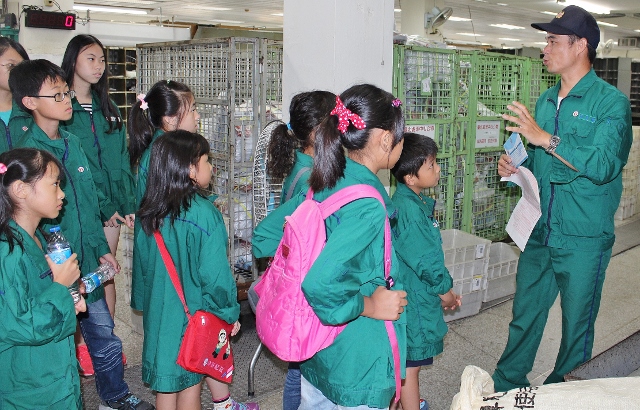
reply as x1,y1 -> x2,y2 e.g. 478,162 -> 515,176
504,132 -> 528,167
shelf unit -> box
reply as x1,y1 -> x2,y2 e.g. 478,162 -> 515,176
593,57 -> 619,87
106,47 -> 137,125
631,62 -> 640,126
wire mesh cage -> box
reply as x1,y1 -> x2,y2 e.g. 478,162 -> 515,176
136,37 -> 283,284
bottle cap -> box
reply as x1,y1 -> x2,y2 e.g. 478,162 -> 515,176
49,226 -> 61,233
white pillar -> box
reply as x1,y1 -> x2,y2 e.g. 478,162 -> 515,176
282,0 -> 395,120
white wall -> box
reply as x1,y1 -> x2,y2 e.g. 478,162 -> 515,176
282,0 -> 395,118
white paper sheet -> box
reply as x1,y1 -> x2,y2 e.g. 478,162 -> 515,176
501,166 -> 541,252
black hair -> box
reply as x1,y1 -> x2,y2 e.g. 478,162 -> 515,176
61,35 -> 122,133
309,83 -> 405,191
266,90 -> 335,179
391,133 -> 439,184
0,37 -> 29,61
128,80 -> 194,168
567,34 -> 596,64
0,148 -> 63,252
9,59 -> 67,114
138,130 -> 210,235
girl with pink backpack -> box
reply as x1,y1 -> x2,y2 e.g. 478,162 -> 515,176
253,83 -> 408,410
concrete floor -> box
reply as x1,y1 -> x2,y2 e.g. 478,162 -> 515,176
92,214 -> 640,410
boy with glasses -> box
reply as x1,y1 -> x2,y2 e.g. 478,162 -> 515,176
11,59 -> 154,410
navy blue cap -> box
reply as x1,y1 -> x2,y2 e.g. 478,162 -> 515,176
531,5 -> 600,49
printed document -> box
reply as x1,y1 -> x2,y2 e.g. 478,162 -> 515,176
501,166 -> 541,252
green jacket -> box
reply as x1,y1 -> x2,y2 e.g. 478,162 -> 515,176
0,101 -> 34,154
133,194 -> 240,392
15,125 -> 111,303
61,93 -> 136,221
0,222 -> 81,409
526,69 -> 632,251
280,151 -> 312,204
391,183 -> 452,361
253,158 -> 406,408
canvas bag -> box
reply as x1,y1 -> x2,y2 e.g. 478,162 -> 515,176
154,231 -> 235,382
255,184 -> 402,400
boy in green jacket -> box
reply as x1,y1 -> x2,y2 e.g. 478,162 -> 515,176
10,59 -> 154,410
391,133 -> 460,410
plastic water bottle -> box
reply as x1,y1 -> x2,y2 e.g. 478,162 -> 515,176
47,226 -> 72,264
82,263 -> 117,294
46,226 -> 81,304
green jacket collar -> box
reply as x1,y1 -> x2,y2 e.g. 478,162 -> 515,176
344,157 -> 398,219
394,183 -> 436,216
548,68 -> 598,101
7,220 -> 49,275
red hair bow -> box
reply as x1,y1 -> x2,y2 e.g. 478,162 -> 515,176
330,96 -> 366,133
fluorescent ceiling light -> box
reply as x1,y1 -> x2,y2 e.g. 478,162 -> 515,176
534,42 -> 548,45
394,8 -> 401,12
184,5 -> 231,11
541,11 -> 557,15
108,0 -> 156,4
490,23 -> 525,30
456,32 -> 484,36
496,3 -> 508,6
635,29 -> 640,33
500,38 -> 522,41
271,13 -> 283,16
73,5 -> 148,14
449,16 -> 471,22
562,0 -> 609,14
208,19 -> 244,24
597,21 -> 617,27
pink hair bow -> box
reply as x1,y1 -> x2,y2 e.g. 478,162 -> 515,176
0,163 -> 6,174
331,96 -> 366,133
137,94 -> 148,111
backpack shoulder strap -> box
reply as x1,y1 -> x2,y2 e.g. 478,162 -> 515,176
317,184 -> 384,218
284,166 -> 311,202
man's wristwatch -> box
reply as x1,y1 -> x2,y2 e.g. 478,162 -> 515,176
545,135 -> 560,154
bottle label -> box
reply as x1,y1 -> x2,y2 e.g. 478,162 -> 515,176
49,248 -> 72,264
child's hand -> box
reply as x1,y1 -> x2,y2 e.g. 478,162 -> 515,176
46,253 -> 80,288
362,286 -> 408,321
230,321 -> 241,337
99,253 -> 120,273
75,297 -> 87,314
105,212 -> 126,228
440,289 -> 462,311
124,213 -> 135,229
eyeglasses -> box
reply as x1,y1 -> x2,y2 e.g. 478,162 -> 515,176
28,90 -> 76,102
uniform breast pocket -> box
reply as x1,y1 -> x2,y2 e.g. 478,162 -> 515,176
563,119 -> 596,145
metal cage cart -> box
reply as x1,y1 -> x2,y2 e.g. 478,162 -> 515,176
136,37 -> 283,288
393,45 -> 557,241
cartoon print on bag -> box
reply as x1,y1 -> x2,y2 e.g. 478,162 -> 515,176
213,328 -> 227,358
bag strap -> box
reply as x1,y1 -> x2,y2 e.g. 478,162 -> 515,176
154,231 -> 191,319
285,166 -> 311,202
308,184 -> 401,401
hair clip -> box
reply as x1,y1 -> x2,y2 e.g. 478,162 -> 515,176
0,163 -> 7,174
392,98 -> 402,107
137,94 -> 148,111
286,122 -> 292,131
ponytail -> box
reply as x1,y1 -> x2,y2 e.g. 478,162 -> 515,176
266,122 -> 297,179
308,115 -> 346,191
127,99 -> 155,168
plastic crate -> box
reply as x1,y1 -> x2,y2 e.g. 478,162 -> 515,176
441,229 -> 490,267
615,195 -> 636,221
485,242 -> 520,280
445,276 -> 484,322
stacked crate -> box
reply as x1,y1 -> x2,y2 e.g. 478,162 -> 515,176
441,229 -> 490,322
615,126 -> 640,220
482,242 -> 520,303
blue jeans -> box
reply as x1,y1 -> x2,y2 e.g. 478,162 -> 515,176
300,375 -> 387,410
283,365 -> 301,410
79,298 -> 129,402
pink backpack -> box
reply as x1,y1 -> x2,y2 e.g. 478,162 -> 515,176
254,184 -> 401,400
